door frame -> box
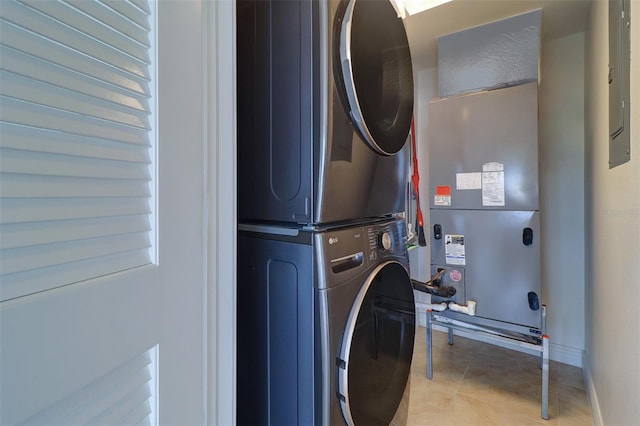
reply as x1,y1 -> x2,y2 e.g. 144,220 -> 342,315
206,0 -> 236,424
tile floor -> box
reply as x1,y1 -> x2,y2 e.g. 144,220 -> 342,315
407,328 -> 593,426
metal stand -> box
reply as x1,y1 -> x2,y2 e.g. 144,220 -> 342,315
426,306 -> 550,420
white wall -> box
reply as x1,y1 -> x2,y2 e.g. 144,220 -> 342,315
409,67 -> 437,285
539,32 -> 586,364
584,0 -> 640,424
409,67 -> 437,320
410,32 -> 587,367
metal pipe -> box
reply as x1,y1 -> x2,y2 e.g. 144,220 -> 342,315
426,310 -> 433,379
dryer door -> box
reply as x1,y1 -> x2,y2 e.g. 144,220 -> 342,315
337,261 -> 415,425
338,0 -> 414,156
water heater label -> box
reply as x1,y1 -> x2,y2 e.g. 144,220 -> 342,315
445,234 -> 465,265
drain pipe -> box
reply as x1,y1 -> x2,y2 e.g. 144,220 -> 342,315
448,300 -> 477,316
419,302 -> 448,312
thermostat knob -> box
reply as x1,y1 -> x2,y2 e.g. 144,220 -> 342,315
378,232 -> 392,251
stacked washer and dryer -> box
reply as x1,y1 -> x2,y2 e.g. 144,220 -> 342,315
237,1 -> 416,424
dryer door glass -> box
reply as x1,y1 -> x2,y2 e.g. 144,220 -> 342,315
338,261 -> 415,425
338,0 -> 414,156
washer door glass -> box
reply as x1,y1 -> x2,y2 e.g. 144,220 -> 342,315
338,0 -> 414,156
337,261 -> 415,425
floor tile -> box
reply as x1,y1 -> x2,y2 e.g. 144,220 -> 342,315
409,328 -> 592,426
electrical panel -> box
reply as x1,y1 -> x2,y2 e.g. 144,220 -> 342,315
609,0 -> 631,168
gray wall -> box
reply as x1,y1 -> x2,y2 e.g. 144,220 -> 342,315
584,0 -> 640,424
539,32 -> 586,360
410,28 -> 586,367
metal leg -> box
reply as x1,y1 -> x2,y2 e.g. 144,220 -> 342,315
426,310 -> 433,379
541,334 -> 550,420
540,305 -> 547,368
430,310 -> 550,419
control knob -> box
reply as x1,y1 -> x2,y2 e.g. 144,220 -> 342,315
378,231 -> 392,251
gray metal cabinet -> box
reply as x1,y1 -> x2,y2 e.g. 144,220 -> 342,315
430,209 -> 541,330
428,82 -> 539,211
428,82 -> 542,334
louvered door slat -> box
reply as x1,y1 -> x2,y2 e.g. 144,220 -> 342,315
128,401 -> 154,426
0,197 -> 151,224
0,46 -> 150,112
0,123 -> 151,163
137,416 -> 153,426
0,214 -> 151,250
0,249 -> 151,301
91,384 -> 152,425
0,174 -> 150,198
1,0 -> 150,79
20,348 -> 156,426
1,71 -> 150,129
64,0 -> 151,47
0,97 -> 150,145
129,0 -> 151,16
1,232 -> 151,275
62,357 -> 152,425
20,0 -> 151,64
0,148 -> 150,179
101,0 -> 151,31
0,20 -> 150,96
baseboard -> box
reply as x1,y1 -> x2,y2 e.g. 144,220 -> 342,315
415,304 -> 582,367
549,343 -> 583,367
582,352 -> 604,426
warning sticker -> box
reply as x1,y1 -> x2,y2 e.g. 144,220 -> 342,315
449,269 -> 463,282
482,162 -> 504,172
434,185 -> 451,206
445,234 -> 465,265
482,162 -> 505,206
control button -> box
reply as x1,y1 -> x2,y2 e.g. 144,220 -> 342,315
378,232 -> 392,250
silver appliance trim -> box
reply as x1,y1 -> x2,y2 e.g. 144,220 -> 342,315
339,0 -> 392,156
336,259 -> 408,425
317,288 -> 331,425
237,223 -> 299,236
316,0 -> 329,222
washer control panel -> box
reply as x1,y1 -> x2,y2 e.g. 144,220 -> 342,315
317,218 -> 408,289
378,232 -> 392,250
366,220 -> 407,260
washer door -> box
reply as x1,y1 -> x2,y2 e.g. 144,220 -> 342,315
337,0 -> 414,156
337,261 -> 415,425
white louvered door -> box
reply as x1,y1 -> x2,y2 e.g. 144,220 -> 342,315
0,1 -> 208,424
